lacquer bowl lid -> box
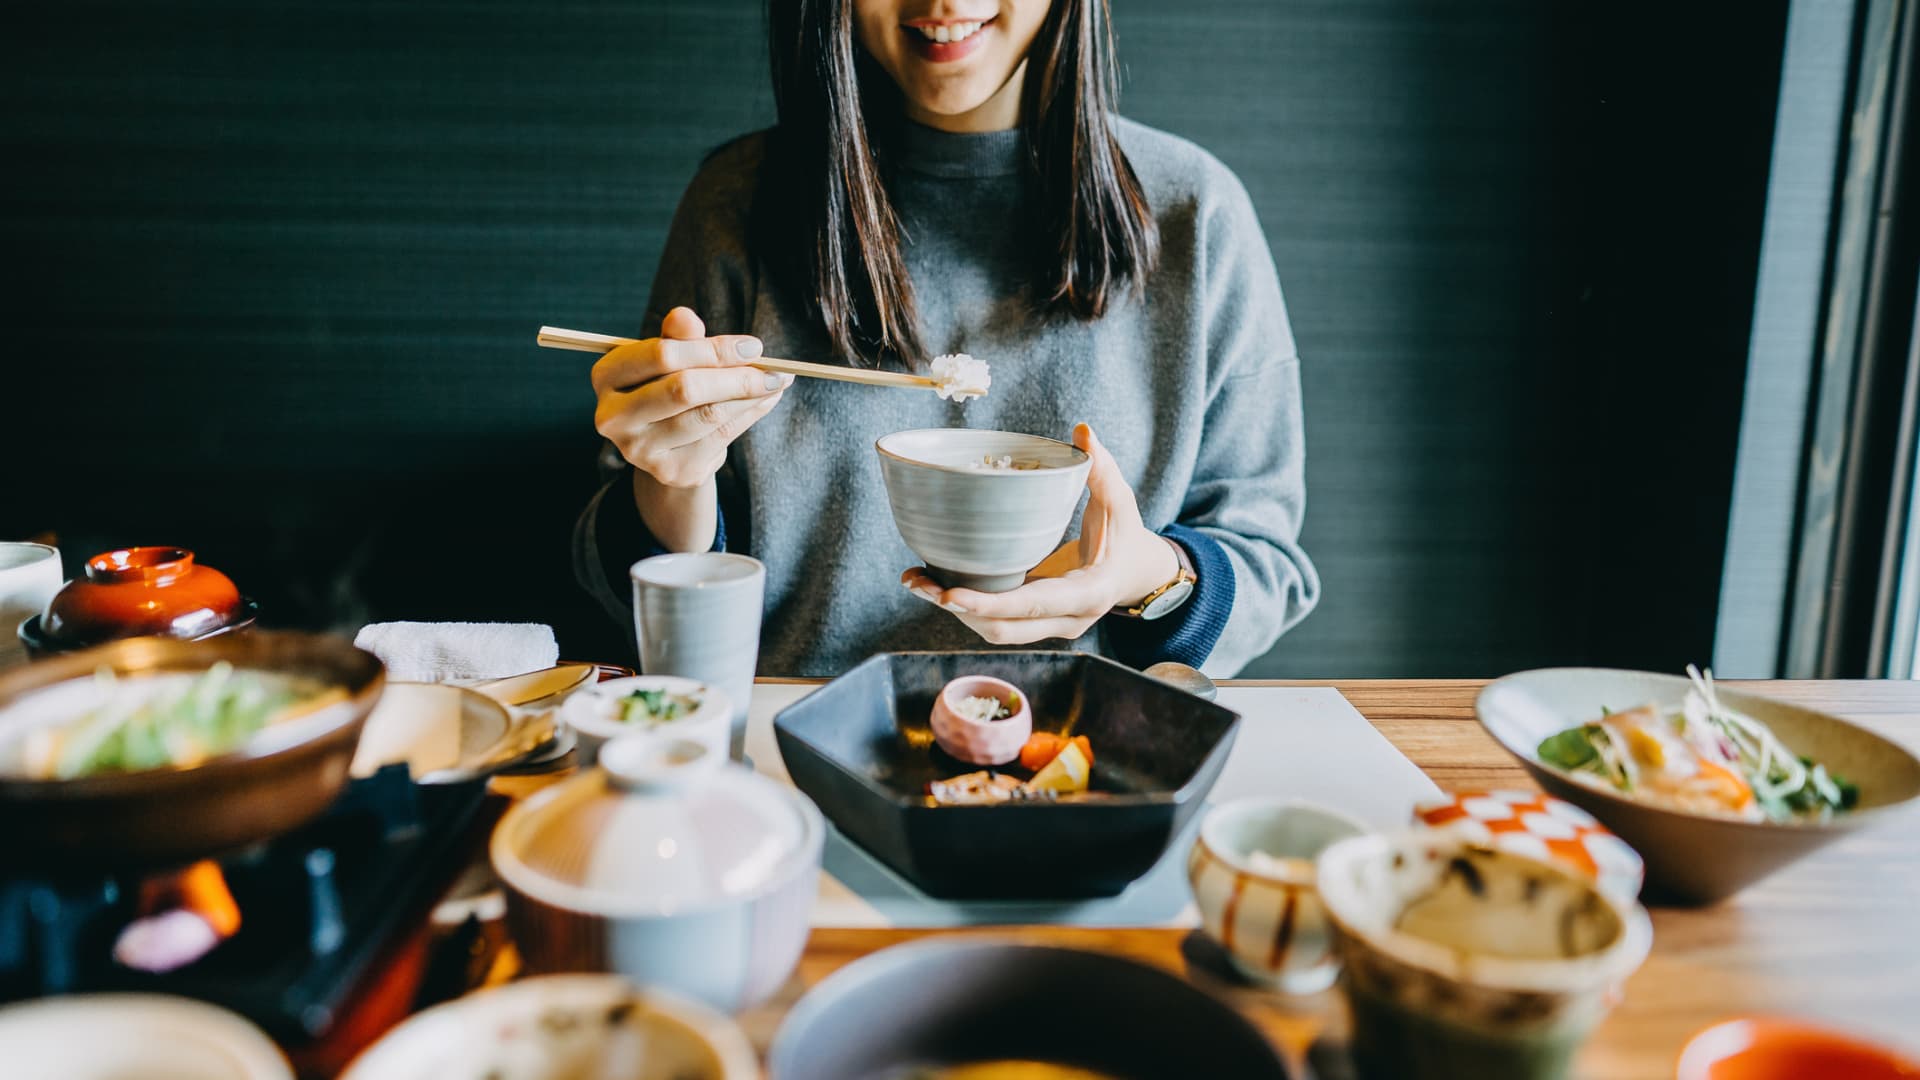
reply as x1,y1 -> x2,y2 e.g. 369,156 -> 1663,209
30,547 -> 253,654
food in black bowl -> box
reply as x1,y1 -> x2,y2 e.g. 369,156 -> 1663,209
772,651 -> 1239,899
767,940 -> 1291,1080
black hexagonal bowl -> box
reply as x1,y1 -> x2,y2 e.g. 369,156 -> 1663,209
772,651 -> 1240,900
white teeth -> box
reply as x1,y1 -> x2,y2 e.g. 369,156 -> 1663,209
917,20 -> 984,45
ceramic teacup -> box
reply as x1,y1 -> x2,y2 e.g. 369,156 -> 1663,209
0,543 -> 61,670
1188,798 -> 1368,993
630,553 -> 764,757
1315,830 -> 1652,1080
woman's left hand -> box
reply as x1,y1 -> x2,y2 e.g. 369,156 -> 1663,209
902,423 -> 1182,645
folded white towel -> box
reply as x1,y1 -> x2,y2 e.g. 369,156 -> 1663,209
353,621 -> 559,683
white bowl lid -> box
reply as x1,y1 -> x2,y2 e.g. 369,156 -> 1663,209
495,736 -> 812,913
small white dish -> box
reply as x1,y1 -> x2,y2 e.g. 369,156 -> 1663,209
341,973 -> 758,1080
562,675 -> 731,765
0,993 -> 293,1079
351,681 -> 541,783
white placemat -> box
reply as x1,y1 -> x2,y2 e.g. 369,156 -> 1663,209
741,683 -> 1440,929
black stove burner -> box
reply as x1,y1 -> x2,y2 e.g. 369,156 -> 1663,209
0,766 -> 490,1042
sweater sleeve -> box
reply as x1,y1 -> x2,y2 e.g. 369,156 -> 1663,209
573,459 -> 729,631
570,136 -> 763,626
1101,525 -> 1238,670
1161,165 -> 1321,676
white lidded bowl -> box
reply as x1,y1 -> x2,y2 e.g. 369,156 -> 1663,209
876,429 -> 1092,593
561,675 -> 731,766
340,974 -> 758,1080
491,734 -> 822,1013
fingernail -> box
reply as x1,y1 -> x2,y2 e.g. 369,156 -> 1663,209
737,338 -> 763,358
763,373 -> 783,392
943,602 -> 968,614
779,373 -> 795,388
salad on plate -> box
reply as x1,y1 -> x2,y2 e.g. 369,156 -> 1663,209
1537,665 -> 1858,823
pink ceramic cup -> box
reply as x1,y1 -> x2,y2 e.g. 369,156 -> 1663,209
930,676 -> 1032,766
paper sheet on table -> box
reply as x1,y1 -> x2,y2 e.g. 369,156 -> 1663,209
742,683 -> 1440,929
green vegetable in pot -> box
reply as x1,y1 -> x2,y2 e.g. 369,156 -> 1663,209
619,688 -> 691,725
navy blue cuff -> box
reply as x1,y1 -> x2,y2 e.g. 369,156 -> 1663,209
1102,524 -> 1236,670
596,470 -> 726,592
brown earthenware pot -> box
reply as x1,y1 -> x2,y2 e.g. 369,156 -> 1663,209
0,631 -> 384,872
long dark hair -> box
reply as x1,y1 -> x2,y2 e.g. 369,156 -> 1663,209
756,0 -> 1158,366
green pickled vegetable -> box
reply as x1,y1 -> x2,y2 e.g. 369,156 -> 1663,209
619,688 -> 690,725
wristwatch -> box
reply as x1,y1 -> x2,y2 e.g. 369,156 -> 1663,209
1117,538 -> 1197,621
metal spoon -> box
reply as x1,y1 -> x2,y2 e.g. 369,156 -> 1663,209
1144,661 -> 1217,701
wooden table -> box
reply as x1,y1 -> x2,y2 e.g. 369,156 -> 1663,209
733,679 -> 1920,1079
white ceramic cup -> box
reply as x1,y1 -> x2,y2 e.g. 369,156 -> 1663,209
630,552 -> 764,756
1188,798 -> 1369,993
0,543 -> 61,670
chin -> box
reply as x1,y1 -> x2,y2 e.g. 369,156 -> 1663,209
904,78 -> 1001,120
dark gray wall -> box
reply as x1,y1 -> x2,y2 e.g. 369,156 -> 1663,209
2,1 -> 1784,676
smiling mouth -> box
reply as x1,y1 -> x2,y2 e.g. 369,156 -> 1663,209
905,17 -> 994,45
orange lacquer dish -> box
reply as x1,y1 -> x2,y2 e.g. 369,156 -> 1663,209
1678,1018 -> 1920,1080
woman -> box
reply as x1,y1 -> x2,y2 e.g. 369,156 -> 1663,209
575,0 -> 1318,676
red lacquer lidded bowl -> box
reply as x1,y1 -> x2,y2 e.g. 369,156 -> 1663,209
18,547 -> 258,657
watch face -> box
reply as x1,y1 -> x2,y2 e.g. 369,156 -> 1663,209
1142,578 -> 1196,621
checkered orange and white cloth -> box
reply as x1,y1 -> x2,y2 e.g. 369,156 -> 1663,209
1413,791 -> 1645,901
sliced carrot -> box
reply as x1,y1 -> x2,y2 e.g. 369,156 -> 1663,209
1070,734 -> 1094,766
1695,756 -> 1753,809
1019,732 -> 1066,772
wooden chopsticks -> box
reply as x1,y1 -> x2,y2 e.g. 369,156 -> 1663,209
537,325 -> 939,391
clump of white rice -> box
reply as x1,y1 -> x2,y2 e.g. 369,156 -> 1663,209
953,695 -> 1011,723
1246,850 -> 1301,877
966,455 -> 1042,471
931,353 -> 991,402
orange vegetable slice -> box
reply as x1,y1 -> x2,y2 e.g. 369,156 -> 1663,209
1019,732 -> 1066,772
1070,734 -> 1093,766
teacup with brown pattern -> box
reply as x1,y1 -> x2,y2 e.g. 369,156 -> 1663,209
1188,798 -> 1369,993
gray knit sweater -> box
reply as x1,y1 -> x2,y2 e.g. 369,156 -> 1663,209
575,117 -> 1318,677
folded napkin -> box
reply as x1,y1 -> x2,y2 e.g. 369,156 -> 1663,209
353,621 -> 559,683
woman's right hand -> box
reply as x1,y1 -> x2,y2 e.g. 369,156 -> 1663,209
591,306 -> 792,489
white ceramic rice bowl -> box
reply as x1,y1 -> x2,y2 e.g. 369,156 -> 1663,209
876,429 -> 1091,593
